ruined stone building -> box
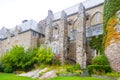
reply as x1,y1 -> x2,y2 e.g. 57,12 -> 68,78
41,0 -> 104,68
0,0 -> 104,68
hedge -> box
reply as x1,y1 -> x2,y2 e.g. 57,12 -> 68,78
87,65 -> 112,76
92,55 -> 109,65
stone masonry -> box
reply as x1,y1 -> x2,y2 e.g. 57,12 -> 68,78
59,11 -> 68,65
76,3 -> 86,69
0,0 -> 108,69
45,10 -> 54,46
105,10 -> 120,72
105,43 -> 120,72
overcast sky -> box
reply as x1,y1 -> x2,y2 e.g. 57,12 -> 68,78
0,0 -> 85,29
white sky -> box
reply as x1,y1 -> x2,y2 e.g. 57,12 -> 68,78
0,0 -> 85,29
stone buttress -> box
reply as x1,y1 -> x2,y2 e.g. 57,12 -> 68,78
76,3 -> 86,69
59,11 -> 68,65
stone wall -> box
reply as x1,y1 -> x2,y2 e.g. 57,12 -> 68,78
31,31 -> 41,48
68,41 -> 76,61
59,11 -> 68,65
105,43 -> 120,72
105,10 -> 120,72
43,3 -> 104,67
0,30 -> 40,55
76,3 -> 86,69
0,41 -> 3,57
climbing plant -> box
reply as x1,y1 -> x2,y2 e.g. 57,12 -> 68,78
89,35 -> 103,54
103,0 -> 120,52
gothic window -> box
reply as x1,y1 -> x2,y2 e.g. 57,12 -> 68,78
70,29 -> 77,40
32,31 -> 37,37
96,13 -> 100,23
52,43 -> 59,54
53,27 -> 59,39
90,12 -> 103,25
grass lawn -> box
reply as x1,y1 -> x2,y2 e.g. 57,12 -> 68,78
0,73 -> 37,80
49,76 -> 109,80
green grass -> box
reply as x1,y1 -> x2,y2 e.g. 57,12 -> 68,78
0,73 -> 37,80
49,76 -> 108,80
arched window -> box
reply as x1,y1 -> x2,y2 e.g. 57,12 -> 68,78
90,12 -> 103,25
53,26 -> 59,40
52,43 -> 59,54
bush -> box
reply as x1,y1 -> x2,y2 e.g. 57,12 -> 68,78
35,46 -> 55,65
0,61 -> 4,72
105,72 -> 120,78
92,55 -> 109,65
3,66 -> 13,73
2,45 -> 25,71
1,46 -> 37,72
87,65 -> 112,76
74,63 -> 81,70
57,64 -> 82,76
23,48 -> 38,70
89,35 -> 103,54
66,64 -> 81,73
53,59 -> 61,66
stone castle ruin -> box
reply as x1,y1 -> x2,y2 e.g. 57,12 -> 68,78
0,0 -> 105,69
44,2 -> 103,69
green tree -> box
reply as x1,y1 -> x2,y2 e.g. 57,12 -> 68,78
35,46 -> 55,65
1,46 -> 37,72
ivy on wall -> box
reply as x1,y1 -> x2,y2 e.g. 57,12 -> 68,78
105,15 -> 120,48
103,0 -> 120,53
89,35 -> 103,54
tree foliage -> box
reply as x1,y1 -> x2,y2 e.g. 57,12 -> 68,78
92,55 -> 109,65
35,46 -> 55,65
1,46 -> 37,72
89,35 -> 103,54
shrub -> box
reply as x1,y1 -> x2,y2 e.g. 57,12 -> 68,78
1,46 -> 37,72
87,65 -> 112,76
74,63 -> 81,70
3,66 -> 13,73
66,64 -> 81,73
57,64 -> 82,76
35,46 -> 55,65
23,48 -> 38,70
89,35 -> 103,54
53,59 -> 61,66
92,55 -> 109,65
105,72 -> 120,78
0,61 -> 4,72
1,52 -> 15,72
2,45 -> 25,71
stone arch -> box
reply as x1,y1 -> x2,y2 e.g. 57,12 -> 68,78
73,17 -> 78,30
53,23 -> 59,39
51,42 -> 59,54
90,11 -> 103,26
